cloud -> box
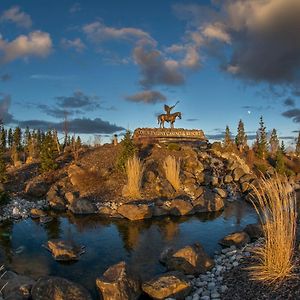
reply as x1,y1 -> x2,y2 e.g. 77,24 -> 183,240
0,31 -> 52,64
61,38 -> 86,52
133,46 -> 184,88
186,118 -> 199,122
283,98 -> 295,107
83,21 -> 155,45
126,90 -> 166,104
282,108 -> 300,123
0,94 -> 14,123
0,6 -> 32,29
70,3 -> 81,14
202,23 -> 231,43
37,104 -> 76,119
17,117 -> 124,134
0,73 -> 11,82
56,91 -> 100,109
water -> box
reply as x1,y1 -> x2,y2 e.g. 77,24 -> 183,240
0,201 -> 257,299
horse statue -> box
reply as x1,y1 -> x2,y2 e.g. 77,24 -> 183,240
157,112 -> 182,128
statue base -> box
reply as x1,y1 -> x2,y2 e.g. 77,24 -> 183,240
133,128 -> 207,146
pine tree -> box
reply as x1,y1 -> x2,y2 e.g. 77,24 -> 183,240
13,127 -> 22,151
256,116 -> 268,159
7,128 -> 13,149
0,125 -> 6,150
280,141 -> 286,154
0,140 -> 6,183
296,132 -> 300,156
24,126 -> 31,147
275,149 -> 285,175
269,128 -> 279,155
117,130 -> 136,171
76,136 -> 82,148
223,125 -> 233,149
235,119 -> 247,152
40,130 -> 58,172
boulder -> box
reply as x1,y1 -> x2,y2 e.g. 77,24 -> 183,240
224,175 -> 233,184
233,168 -> 247,182
117,204 -> 152,221
69,198 -> 97,215
25,178 -> 48,197
163,243 -> 214,275
0,271 -> 35,300
96,261 -> 141,300
169,199 -> 193,216
30,208 -> 47,219
44,240 -> 85,261
192,189 -> 224,213
65,191 -> 79,204
241,182 -> 251,193
31,276 -> 92,300
47,185 -> 67,211
239,174 -> 255,184
219,231 -> 250,248
152,206 -> 169,217
213,188 -> 227,198
243,223 -> 264,240
142,271 -> 191,300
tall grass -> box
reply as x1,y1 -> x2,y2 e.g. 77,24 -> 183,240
123,155 -> 144,198
248,174 -> 297,283
163,155 -> 181,191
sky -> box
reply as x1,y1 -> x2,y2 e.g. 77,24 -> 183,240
0,0 -> 299,145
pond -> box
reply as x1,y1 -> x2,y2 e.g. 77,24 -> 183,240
0,200 -> 258,299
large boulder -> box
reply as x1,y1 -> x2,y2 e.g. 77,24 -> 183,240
142,271 -> 191,300
192,189 -> 224,213
219,231 -> 250,248
163,243 -> 214,275
117,204 -> 152,221
44,240 -> 85,261
243,223 -> 264,240
25,178 -> 49,198
47,185 -> 67,211
96,261 -> 141,300
169,199 -> 193,216
31,276 -> 92,300
0,271 -> 35,300
233,167 -> 247,182
68,198 -> 97,215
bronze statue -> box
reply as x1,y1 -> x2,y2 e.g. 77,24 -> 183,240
157,101 -> 182,128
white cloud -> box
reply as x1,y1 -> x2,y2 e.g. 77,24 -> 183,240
202,23 -> 231,43
0,6 -> 32,29
61,38 -> 86,52
0,31 -> 52,64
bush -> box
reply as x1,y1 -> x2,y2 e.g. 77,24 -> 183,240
163,155 -> 181,191
167,143 -> 181,151
254,163 -> 268,174
248,174 -> 297,283
122,155 -> 144,198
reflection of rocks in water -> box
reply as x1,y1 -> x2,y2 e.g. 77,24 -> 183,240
223,201 -> 247,225
0,221 -> 13,262
43,216 -> 62,240
194,210 -> 223,222
157,218 -> 179,242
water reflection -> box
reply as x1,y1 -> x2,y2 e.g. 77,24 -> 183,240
0,201 -> 258,299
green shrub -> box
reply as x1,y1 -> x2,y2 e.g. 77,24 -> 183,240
167,143 -> 181,151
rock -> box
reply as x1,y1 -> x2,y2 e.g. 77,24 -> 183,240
219,231 -> 250,248
44,239 -> 85,261
25,178 -> 49,198
239,174 -> 255,184
213,188 -> 227,198
96,261 -> 141,300
243,223 -> 264,240
152,205 -> 169,217
142,271 -> 191,300
211,176 -> 219,186
30,208 -> 46,219
224,175 -> 233,184
164,243 -> 214,275
31,276 -> 92,300
0,271 -> 35,300
65,191 -> 79,204
69,198 -> 97,215
39,216 -> 53,224
233,168 -> 246,182
47,185 -> 67,211
117,204 -> 152,221
192,189 -> 224,213
169,199 -> 193,216
241,182 -> 251,193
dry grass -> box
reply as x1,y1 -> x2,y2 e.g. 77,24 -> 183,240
123,155 -> 144,198
163,155 -> 181,191
248,174 -> 297,283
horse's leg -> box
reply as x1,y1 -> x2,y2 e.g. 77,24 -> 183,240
162,120 -> 165,128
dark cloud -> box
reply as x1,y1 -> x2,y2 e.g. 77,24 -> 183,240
17,117 -> 124,134
133,46 -> 184,88
0,94 -> 14,123
283,98 -> 295,107
186,118 -> 199,122
126,90 -> 166,104
282,108 -> 300,123
37,104 -> 79,119
0,73 -> 11,82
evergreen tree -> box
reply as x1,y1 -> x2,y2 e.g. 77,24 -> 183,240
235,119 -> 247,152
296,132 -> 300,156
76,136 -> 82,148
256,116 -> 268,159
269,128 -> 279,155
24,127 -> 31,148
0,125 -> 6,150
275,149 -> 285,175
116,130 -> 136,171
0,137 -> 6,183
13,127 -> 22,151
280,140 -> 286,154
7,128 -> 13,149
40,130 -> 58,172
223,125 -> 233,148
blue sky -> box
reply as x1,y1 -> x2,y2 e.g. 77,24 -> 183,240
0,0 -> 299,145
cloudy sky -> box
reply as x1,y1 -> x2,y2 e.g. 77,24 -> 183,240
0,0 -> 299,144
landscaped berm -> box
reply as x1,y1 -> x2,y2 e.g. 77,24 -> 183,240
0,114 -> 299,300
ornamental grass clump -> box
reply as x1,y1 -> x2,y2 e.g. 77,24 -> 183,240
123,155 -> 144,198
248,174 -> 297,283
163,155 -> 181,191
